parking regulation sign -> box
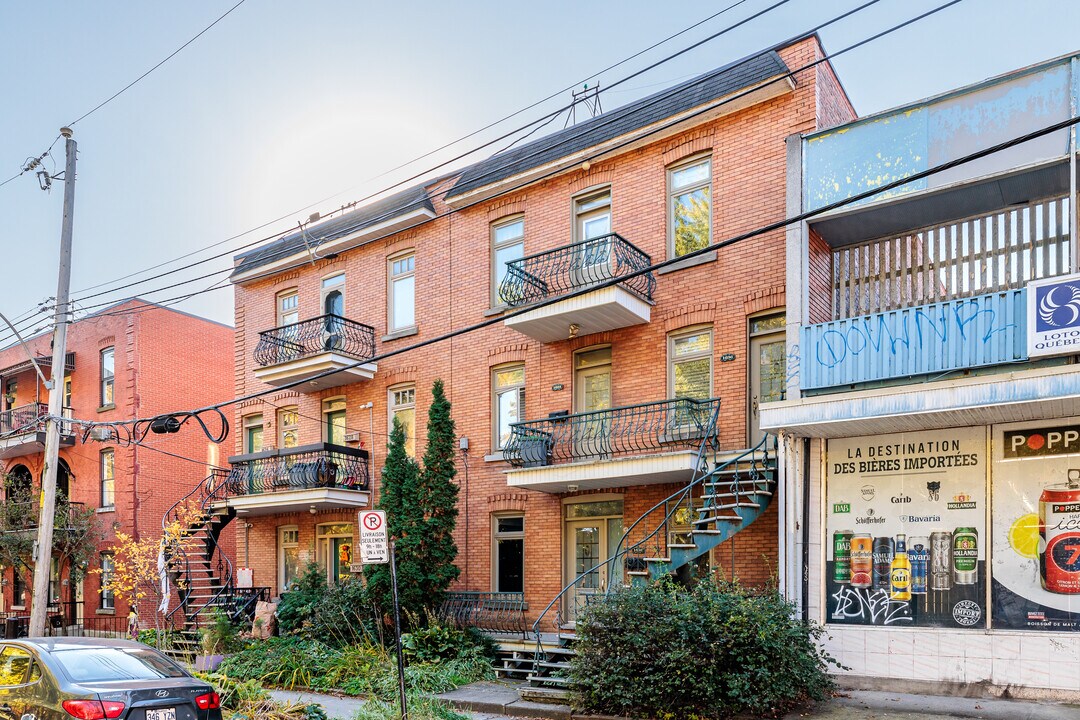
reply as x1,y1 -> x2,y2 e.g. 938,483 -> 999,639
359,510 -> 389,564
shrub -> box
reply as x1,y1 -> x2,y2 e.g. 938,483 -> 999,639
570,578 -> 837,719
277,563 -> 327,634
306,577 -> 381,647
353,694 -> 466,720
193,671 -> 267,709
218,637 -> 336,689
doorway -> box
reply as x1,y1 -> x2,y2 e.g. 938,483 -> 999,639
748,312 -> 786,445
573,347 -> 612,459
563,498 -> 624,623
574,190 -> 612,287
316,523 -> 353,586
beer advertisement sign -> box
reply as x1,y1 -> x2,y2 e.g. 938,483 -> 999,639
992,420 -> 1080,630
825,428 -> 987,628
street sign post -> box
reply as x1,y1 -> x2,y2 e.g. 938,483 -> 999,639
359,510 -> 389,565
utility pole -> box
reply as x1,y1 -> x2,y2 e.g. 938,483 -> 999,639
29,128 -> 76,637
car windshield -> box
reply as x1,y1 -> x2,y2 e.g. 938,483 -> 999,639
53,648 -> 187,683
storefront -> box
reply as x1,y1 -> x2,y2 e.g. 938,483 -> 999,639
812,419 -> 1080,695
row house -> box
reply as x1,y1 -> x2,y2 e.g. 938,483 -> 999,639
764,53 -> 1080,697
187,33 -> 854,678
0,299 -> 232,635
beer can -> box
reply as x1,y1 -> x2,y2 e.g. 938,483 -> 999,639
1039,481 -> 1080,594
850,534 -> 873,588
909,536 -> 929,594
930,531 -> 952,591
833,530 -> 854,584
952,527 -> 978,585
872,536 -> 894,591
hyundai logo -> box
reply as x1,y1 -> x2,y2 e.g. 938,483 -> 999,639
155,690 -> 169,698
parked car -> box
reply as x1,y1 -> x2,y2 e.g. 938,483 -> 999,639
0,637 -> 222,720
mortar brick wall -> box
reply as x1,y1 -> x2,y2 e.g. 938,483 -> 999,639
228,36 -> 853,625
0,299 -> 233,625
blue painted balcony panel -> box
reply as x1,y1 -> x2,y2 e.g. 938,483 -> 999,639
801,289 -> 1027,390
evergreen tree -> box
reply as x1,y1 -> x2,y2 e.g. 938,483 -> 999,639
415,378 -> 460,605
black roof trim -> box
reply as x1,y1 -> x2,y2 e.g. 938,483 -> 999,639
444,50 -> 788,200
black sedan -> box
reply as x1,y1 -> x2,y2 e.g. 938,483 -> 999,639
0,637 -> 222,720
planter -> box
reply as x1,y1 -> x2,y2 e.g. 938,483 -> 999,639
194,654 -> 226,672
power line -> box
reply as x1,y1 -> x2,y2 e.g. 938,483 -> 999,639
59,0 -> 954,320
75,93 -> 1079,437
68,1 -> 249,127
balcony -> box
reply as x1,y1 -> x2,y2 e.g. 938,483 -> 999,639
253,314 -> 377,390
503,398 -> 718,493
216,443 -> 371,516
499,233 -> 654,342
0,403 -> 75,459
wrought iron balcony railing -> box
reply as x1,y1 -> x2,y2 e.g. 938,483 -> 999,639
503,397 -> 720,467
253,314 -> 376,367
498,233 -> 655,307
439,591 -> 527,635
0,403 -> 74,438
225,443 -> 370,495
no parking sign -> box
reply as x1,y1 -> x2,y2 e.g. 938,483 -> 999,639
358,510 -> 389,564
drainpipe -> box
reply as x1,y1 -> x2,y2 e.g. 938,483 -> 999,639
1071,57 -> 1078,273
776,435 -> 787,599
802,437 -> 811,622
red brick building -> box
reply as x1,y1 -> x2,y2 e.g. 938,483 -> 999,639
218,35 -> 853,638
0,299 -> 232,630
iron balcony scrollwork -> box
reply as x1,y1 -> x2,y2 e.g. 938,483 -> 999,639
253,314 -> 376,367
439,591 -> 527,635
503,397 -> 720,467
226,443 -> 371,495
498,233 -> 655,307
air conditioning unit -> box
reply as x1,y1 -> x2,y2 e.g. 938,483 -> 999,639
90,427 -> 113,442
343,431 -> 360,443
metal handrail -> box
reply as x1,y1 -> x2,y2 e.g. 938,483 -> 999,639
498,232 -> 655,307
253,313 -> 376,367
503,398 -> 719,467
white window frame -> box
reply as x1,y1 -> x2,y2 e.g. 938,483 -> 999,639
100,554 -> 115,610
667,154 -> 712,259
388,251 -> 416,333
277,525 -> 300,594
100,347 -> 115,406
492,364 -> 525,451
277,406 -> 299,449
100,448 -> 115,508
667,326 -> 714,401
277,289 -> 299,327
321,273 -> 345,317
491,216 -> 525,306
492,514 -> 525,593
388,384 -> 416,457
573,188 -> 612,244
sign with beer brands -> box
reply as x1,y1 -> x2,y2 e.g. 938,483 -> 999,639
993,420 -> 1080,630
358,510 -> 389,565
825,428 -> 987,628
1027,272 -> 1080,358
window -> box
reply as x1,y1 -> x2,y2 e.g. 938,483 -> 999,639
492,218 -> 524,305
389,385 -> 416,457
49,557 -> 61,605
749,312 -> 786,443
669,327 -> 713,401
243,414 -> 264,454
4,380 -> 15,412
574,189 -> 611,242
100,449 -> 115,508
63,375 -> 72,408
0,646 -> 33,687
12,569 -> 26,608
493,515 -> 524,593
493,365 -> 525,450
278,526 -> 300,593
324,398 -> 346,446
316,523 -> 353,586
100,347 -> 115,406
321,273 -> 345,317
277,289 -> 299,327
388,252 -> 416,332
668,155 -> 712,258
278,407 -> 299,448
100,554 -> 115,610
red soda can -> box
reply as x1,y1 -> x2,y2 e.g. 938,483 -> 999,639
1040,474 -> 1080,595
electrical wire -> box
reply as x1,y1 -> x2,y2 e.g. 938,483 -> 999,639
59,0 -> 957,320
71,107 -> 1080,440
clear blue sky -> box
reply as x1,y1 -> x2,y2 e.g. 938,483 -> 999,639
1,0 -> 1078,330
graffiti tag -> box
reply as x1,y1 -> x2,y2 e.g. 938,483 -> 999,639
830,585 -> 913,625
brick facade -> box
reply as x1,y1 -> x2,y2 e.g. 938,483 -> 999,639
229,36 -> 853,623
0,300 -> 232,626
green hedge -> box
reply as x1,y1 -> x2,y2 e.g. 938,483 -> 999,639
570,579 -> 837,718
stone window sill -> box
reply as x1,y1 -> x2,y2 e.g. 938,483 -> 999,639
97,403 -> 116,413
382,326 -> 419,342
96,609 -> 116,616
657,250 -> 717,275
97,506 -> 115,514
483,306 -> 508,318
484,451 -> 506,463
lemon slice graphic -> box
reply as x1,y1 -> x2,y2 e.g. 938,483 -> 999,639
1009,513 -> 1040,560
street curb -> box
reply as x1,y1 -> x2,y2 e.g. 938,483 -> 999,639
833,690 -> 1080,720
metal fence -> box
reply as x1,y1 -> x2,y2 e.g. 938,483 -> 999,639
439,592 -> 527,635
226,443 -> 370,494
832,195 -> 1071,320
498,233 -> 655,307
254,313 -> 376,366
503,398 -> 720,467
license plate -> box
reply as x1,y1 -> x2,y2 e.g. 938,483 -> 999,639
146,709 -> 176,720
